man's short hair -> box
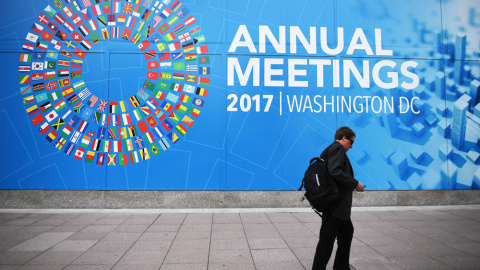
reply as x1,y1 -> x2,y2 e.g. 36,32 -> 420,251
334,126 -> 356,140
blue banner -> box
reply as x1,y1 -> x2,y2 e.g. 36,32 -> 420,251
0,0 -> 479,190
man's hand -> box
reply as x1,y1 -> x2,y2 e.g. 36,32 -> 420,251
356,182 -> 365,192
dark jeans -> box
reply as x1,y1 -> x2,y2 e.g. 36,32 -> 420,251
312,213 -> 354,270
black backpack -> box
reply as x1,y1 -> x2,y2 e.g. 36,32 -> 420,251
298,157 -> 342,216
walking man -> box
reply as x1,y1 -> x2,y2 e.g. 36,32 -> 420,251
312,126 -> 365,270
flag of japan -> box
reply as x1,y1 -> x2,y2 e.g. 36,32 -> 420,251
45,110 -> 59,122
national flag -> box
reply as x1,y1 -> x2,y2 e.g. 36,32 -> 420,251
167,15 -> 177,25
81,39 -> 93,50
159,138 -> 170,150
170,0 -> 182,11
124,139 -> 133,151
185,74 -> 197,83
36,40 -> 49,50
92,4 -> 102,16
146,115 -> 158,128
198,55 -> 210,65
139,106 -> 151,117
54,13 -> 66,25
160,72 -> 172,80
62,5 -> 74,17
182,115 -> 194,127
147,60 -> 159,69
153,125 -> 164,137
179,32 -> 191,43
109,27 -> 118,39
23,42 -> 35,51
80,135 -> 91,148
139,148 -> 150,160
129,95 -> 140,108
122,28 -> 132,40
128,125 -> 137,137
190,26 -> 201,36
196,87 -> 208,97
167,131 -> 179,143
45,110 -> 59,122
38,122 -> 51,135
110,102 -> 118,113
85,151 -> 95,163
157,81 -> 170,91
20,54 -> 32,62
90,32 -> 100,44
160,7 -> 171,19
168,42 -> 180,51
147,71 -> 158,80
126,16 -> 137,28
97,153 -> 105,165
31,114 -> 45,126
48,91 -> 61,101
61,86 -> 74,97
55,137 -> 66,150
144,131 -> 155,144
54,100 -> 66,111
137,120 -> 149,133
188,106 -> 200,117
196,45 -> 208,54
164,32 -> 175,42
179,94 -> 192,104
79,25 -> 90,36
33,82 -> 45,92
158,23 -> 169,34
133,109 -> 142,121
46,130 -> 59,142
169,83 -> 182,92
19,65 -> 31,72
71,14 -> 83,26
130,32 -> 142,44
107,14 -> 116,26
64,21 -> 75,32
184,16 -> 196,27
46,81 -> 58,90
59,78 -> 71,87
199,77 -> 210,86
71,31 -> 83,42
173,23 -> 185,35
134,136 -> 144,148
37,14 -> 50,25
87,19 -> 98,31
71,59 -> 83,68
138,39 -> 151,51
74,48 -> 87,59
32,72 -> 44,81
151,15 -> 161,28
19,75 -> 31,84
52,117 -> 65,131
142,9 -> 152,21
185,53 -> 197,62
194,35 -> 206,44
174,102 -> 187,113
78,88 -> 91,100
21,85 -> 33,95
119,127 -> 128,139
172,73 -> 184,81
123,3 -> 132,14
103,2 -> 111,14
113,140 -> 122,152
175,123 -> 187,136
91,138 -> 101,151
55,30 -> 68,41
103,141 -> 111,153
132,5 -> 142,17
74,147 -> 85,160
44,5 -> 57,17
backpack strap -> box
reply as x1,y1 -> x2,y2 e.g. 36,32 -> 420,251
298,157 -> 322,191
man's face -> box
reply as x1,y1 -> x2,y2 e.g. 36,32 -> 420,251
342,136 -> 354,152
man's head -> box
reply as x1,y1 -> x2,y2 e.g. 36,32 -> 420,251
335,126 -> 355,152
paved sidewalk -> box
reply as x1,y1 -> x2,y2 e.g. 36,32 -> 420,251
0,206 -> 479,270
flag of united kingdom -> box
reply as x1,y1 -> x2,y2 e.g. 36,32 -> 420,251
97,100 -> 107,112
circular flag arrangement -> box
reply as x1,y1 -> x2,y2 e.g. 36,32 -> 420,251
19,0 -> 211,166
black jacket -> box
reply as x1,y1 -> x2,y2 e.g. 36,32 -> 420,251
320,141 -> 359,220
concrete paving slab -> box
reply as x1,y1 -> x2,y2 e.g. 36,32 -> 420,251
0,206 -> 478,269
8,232 -> 74,252
50,240 -> 97,252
